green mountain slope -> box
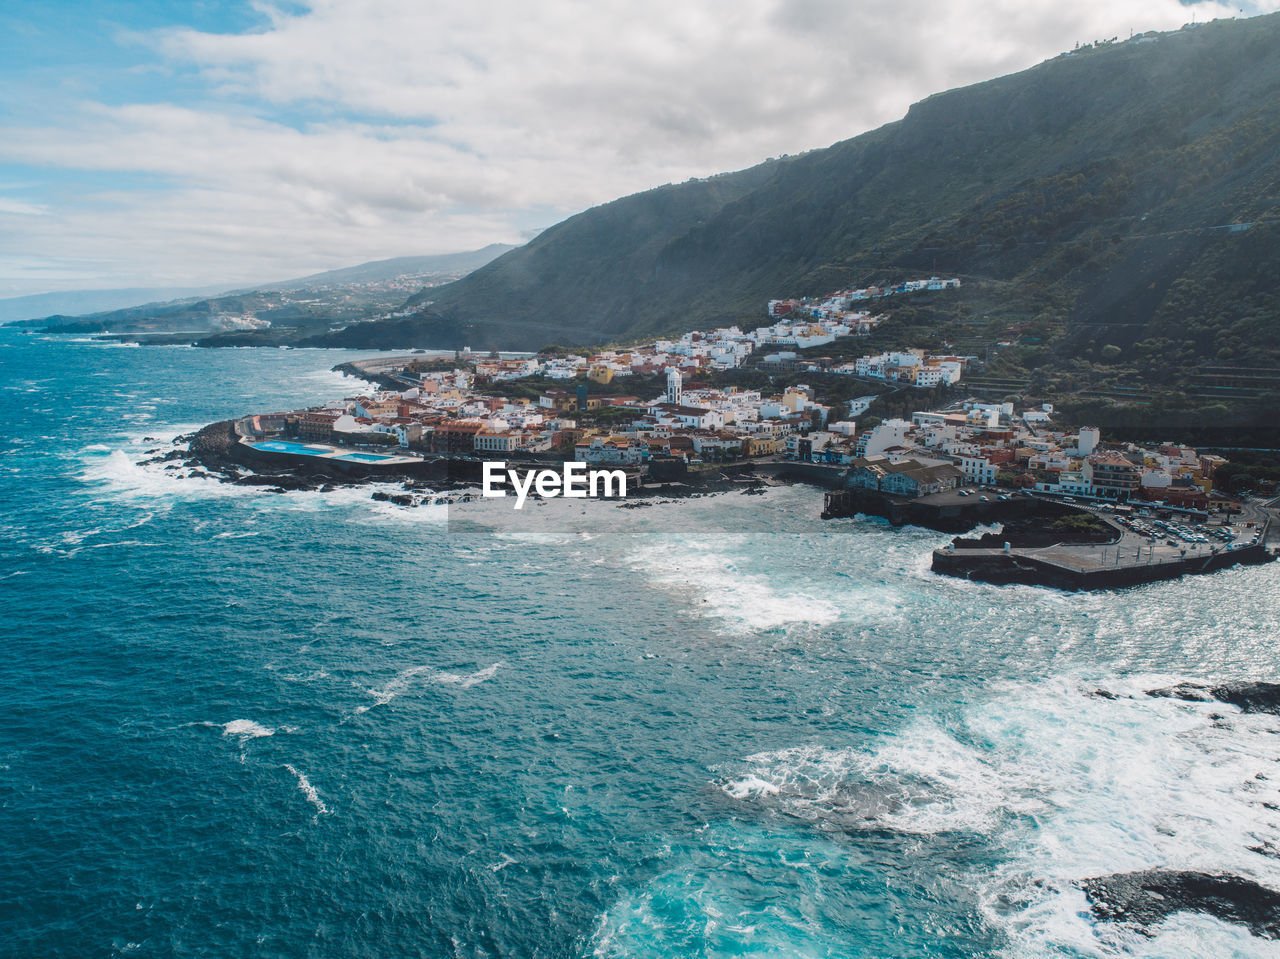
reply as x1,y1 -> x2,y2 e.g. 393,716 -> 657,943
17,245 -> 516,337
331,14 -> 1280,396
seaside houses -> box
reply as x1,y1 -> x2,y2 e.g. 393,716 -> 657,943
847,456 -> 963,496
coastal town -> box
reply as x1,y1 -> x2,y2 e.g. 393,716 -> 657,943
225,274 -> 1247,515
186,272 -> 1276,590
246,278 -> 972,464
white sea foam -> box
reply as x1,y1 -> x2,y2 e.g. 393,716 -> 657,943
356,662 -> 505,713
34,536 -> 155,558
75,442 -> 449,529
969,676 -> 1280,957
433,662 -> 504,688
627,539 -> 846,633
284,764 -> 329,814
221,719 -> 274,738
719,675 -> 1280,956
60,526 -> 104,546
717,725 -> 1028,836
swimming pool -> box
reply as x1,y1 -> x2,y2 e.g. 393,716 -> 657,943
251,440 -> 334,455
247,440 -> 402,463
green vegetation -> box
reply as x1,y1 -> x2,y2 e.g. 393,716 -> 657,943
303,14 -> 1280,438
1213,456 -> 1280,493
1051,514 -> 1112,537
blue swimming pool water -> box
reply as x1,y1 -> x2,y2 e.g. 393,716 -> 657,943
248,440 -> 397,462
249,439 -> 330,455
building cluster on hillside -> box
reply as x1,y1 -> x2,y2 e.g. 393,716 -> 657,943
271,365 -> 850,465
767,276 -> 960,321
255,275 -> 985,468
827,401 -> 1227,507
828,349 -> 967,387
264,371 -> 1229,507
471,314 -> 884,385
459,276 -> 962,385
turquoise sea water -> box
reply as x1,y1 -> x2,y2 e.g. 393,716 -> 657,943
3,331 -> 1280,958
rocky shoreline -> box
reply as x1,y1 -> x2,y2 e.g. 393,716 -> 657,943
1074,681 -> 1280,942
166,419 -> 783,504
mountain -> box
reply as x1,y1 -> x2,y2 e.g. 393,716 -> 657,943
0,286 -> 229,325
242,245 -> 518,293
13,245 -> 517,339
319,14 -> 1280,407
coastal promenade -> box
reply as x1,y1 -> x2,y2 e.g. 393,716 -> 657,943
932,499 -> 1272,590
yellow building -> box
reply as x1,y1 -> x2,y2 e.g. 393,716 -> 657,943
744,436 -> 780,456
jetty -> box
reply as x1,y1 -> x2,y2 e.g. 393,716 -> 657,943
931,500 -> 1273,590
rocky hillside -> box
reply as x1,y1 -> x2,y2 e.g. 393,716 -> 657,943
322,14 -> 1280,403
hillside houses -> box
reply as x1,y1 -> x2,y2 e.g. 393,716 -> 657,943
768,276 -> 960,320
268,365 -> 1232,510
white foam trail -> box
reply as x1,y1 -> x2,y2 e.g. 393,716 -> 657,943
221,719 -> 273,738
719,675 -> 1280,956
284,764 -> 329,815
433,662 -> 504,688
970,676 -> 1280,957
34,538 -> 154,558
356,662 -> 505,713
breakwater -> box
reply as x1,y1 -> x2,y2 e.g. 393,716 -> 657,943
932,540 -> 1272,590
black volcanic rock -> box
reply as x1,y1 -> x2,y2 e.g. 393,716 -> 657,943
1147,682 -> 1219,703
1082,870 -> 1280,940
1211,682 -> 1280,716
231,473 -> 317,491
1147,681 -> 1280,714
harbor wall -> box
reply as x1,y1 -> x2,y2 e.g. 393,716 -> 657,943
821,487 -> 1066,534
931,542 -> 1272,591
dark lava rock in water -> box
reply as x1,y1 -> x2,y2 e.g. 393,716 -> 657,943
371,490 -> 417,506
231,473 -> 316,492
1147,682 -> 1280,715
1082,870 -> 1280,939
1212,682 -> 1280,715
1148,682 -> 1218,703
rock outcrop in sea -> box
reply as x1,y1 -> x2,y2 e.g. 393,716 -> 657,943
1082,869 -> 1280,940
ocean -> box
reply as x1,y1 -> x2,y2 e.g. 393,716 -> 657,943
3,330 -> 1279,958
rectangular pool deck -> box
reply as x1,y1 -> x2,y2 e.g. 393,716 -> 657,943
242,438 -> 421,466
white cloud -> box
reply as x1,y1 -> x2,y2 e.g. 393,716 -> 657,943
0,198 -> 48,216
3,0 -> 1277,293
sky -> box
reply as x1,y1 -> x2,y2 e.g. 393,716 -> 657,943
1,0 -> 1276,297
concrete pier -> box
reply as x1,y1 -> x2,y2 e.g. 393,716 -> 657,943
932,503 -> 1273,590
